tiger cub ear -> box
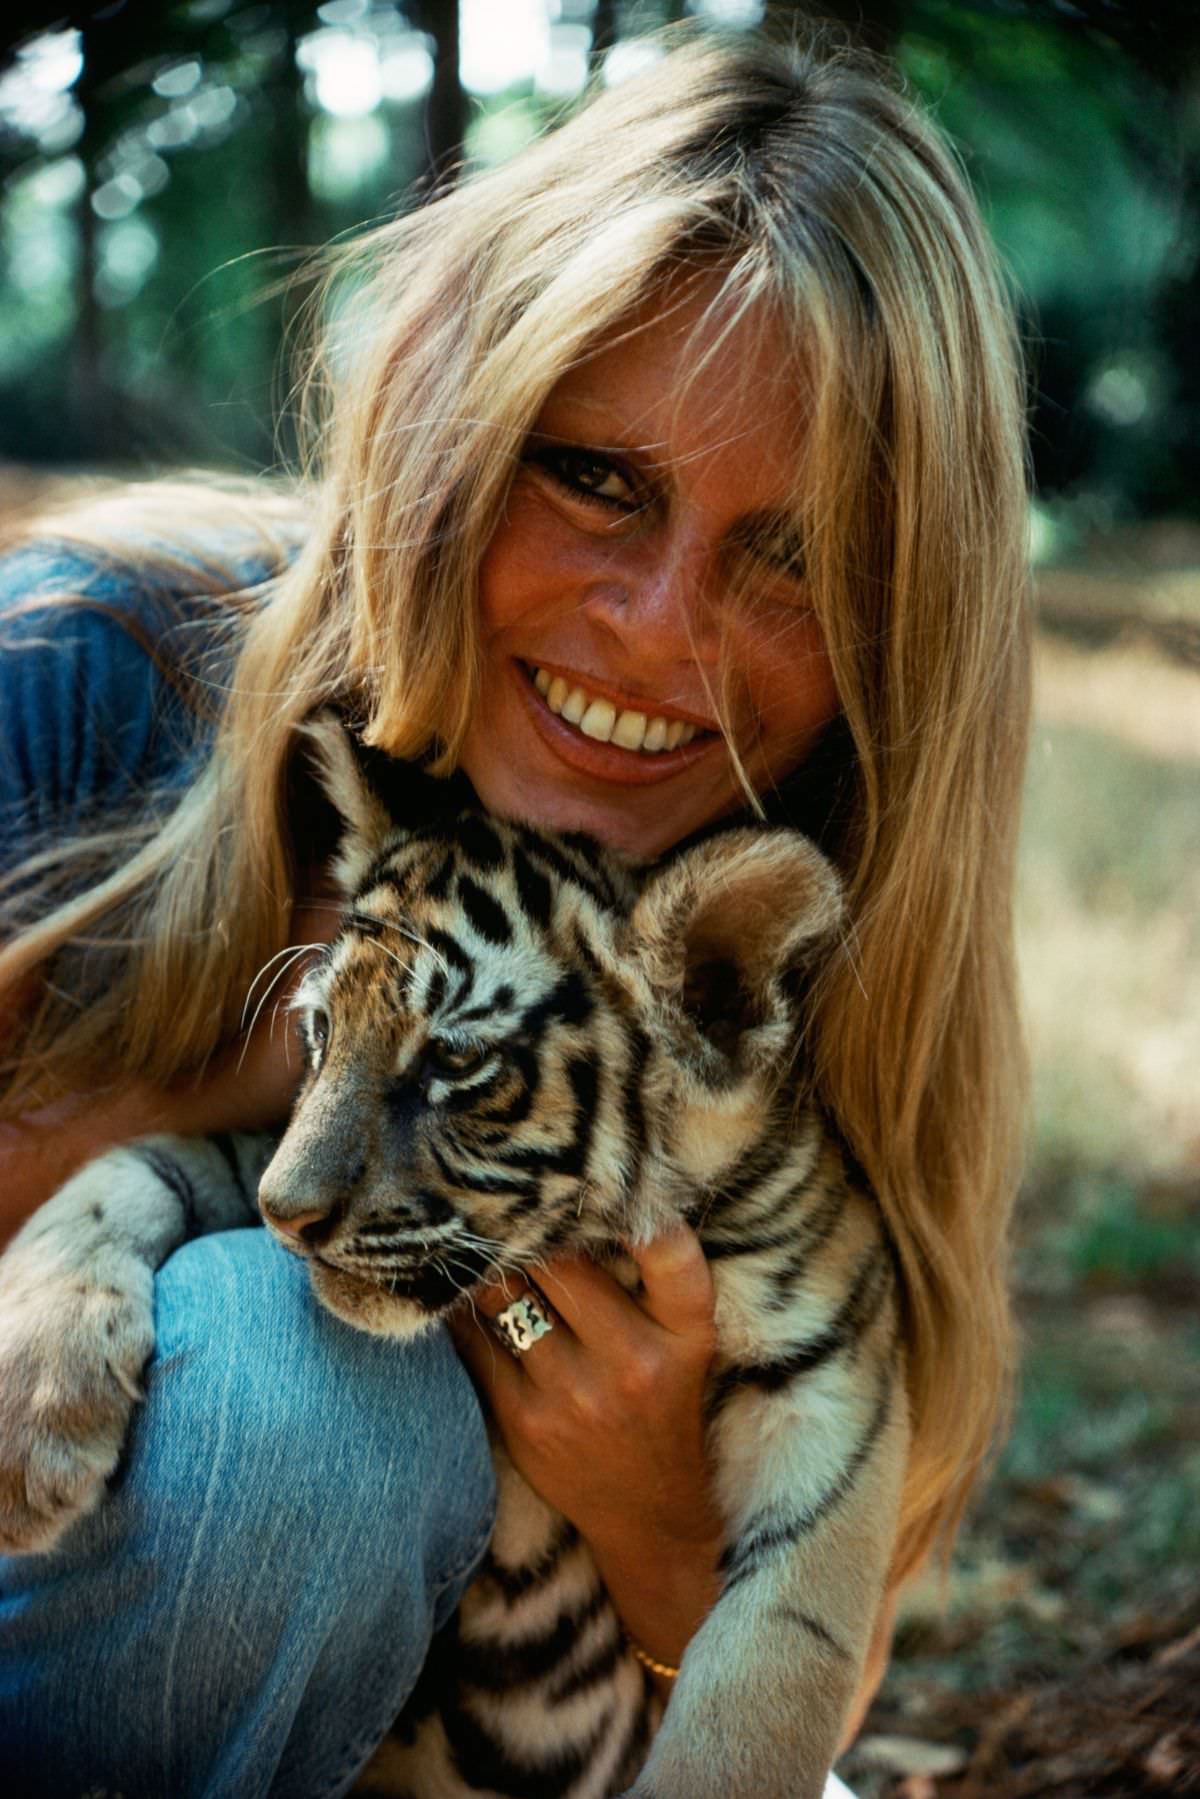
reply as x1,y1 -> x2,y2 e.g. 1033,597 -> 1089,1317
297,710 -> 397,894
621,829 -> 843,1062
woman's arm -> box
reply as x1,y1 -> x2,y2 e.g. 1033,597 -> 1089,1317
0,889 -> 340,1249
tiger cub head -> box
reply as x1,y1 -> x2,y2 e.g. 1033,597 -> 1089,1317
257,716 -> 843,1336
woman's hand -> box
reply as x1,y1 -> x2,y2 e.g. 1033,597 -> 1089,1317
449,1226 -> 724,1688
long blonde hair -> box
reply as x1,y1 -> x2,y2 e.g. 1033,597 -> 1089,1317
0,27 -> 1031,1588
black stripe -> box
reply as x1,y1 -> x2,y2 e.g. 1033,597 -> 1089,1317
701,1132 -> 796,1218
431,1140 -> 533,1198
773,1606 -> 852,1659
520,833 -> 611,910
458,874 -> 513,946
355,850 -> 411,901
423,849 -> 455,900
700,1228 -> 803,1261
519,970 -> 594,1038
455,980 -> 515,1025
425,927 -> 475,1006
478,1521 -> 580,1604
478,1084 -> 535,1129
439,1068 -> 506,1114
513,845 -> 554,931
707,1244 -> 891,1414
611,1688 -> 656,1790
454,813 -> 506,870
560,1053 -> 600,1180
353,1202 -> 452,1236
455,1585 -> 611,1691
558,830 -> 624,909
423,963 -> 447,1016
719,1354 -> 897,1592
139,1147 -> 201,1235
209,1132 -> 253,1206
441,1695 -> 615,1799
763,1190 -> 848,1304
424,926 -> 473,977
619,1026 -> 651,1197
547,1628 -> 626,1706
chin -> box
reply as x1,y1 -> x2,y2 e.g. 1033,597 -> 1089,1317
308,1262 -> 443,1340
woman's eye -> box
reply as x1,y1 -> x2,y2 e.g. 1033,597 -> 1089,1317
425,1039 -> 490,1079
738,524 -> 807,585
527,445 -> 638,511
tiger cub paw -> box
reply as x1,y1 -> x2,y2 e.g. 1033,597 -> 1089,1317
0,1251 -> 155,1554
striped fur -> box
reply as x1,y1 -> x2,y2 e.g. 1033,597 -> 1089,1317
0,719 -> 908,1795
271,721 -> 910,1799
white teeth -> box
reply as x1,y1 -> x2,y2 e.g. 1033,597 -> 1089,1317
532,666 -> 704,755
611,709 -> 647,750
580,698 -> 617,742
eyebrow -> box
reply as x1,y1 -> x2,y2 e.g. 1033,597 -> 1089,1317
731,511 -> 809,574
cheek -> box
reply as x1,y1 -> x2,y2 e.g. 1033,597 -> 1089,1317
478,484 -> 620,639
477,489 -> 565,637
736,611 -> 840,748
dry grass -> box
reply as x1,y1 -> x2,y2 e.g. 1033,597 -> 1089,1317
1020,631 -> 1200,1172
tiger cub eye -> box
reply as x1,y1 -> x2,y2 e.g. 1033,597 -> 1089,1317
424,1039 -> 489,1079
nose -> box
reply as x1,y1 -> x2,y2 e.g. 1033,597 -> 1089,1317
259,1195 -> 336,1246
587,528 -> 721,664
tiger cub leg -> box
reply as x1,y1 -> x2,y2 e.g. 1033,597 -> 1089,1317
630,1328 -> 909,1798
0,1133 -> 271,1554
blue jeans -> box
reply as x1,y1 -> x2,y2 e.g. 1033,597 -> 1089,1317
0,1230 -> 498,1798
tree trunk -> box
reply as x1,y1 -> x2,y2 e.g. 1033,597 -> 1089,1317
415,0 -> 466,184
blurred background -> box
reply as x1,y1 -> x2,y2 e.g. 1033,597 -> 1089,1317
1,1 -> 1197,1789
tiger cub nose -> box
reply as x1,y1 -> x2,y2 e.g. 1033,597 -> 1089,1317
259,1195 -> 334,1246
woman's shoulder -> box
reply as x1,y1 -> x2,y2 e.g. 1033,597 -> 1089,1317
0,524 -> 296,859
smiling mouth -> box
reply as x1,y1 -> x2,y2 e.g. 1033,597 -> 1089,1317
522,662 -> 717,756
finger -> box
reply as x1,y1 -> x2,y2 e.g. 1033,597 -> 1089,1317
448,1304 -> 526,1405
472,1272 -> 567,1335
465,1278 -> 576,1384
625,1224 -> 715,1337
529,1252 -> 644,1343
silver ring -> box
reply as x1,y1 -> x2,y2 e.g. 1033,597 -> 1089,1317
493,1293 -> 554,1356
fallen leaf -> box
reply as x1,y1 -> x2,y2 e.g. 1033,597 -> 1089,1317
855,1735 -> 968,1778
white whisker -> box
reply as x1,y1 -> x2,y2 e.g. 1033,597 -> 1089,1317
238,943 -> 325,1067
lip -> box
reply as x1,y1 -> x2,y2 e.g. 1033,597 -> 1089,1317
511,659 -> 723,787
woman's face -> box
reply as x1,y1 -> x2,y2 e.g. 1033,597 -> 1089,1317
457,283 -> 839,858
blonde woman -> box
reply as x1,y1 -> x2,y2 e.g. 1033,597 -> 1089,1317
0,26 -> 1030,1797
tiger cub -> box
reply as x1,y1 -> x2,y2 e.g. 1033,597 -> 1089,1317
0,715 -> 907,1799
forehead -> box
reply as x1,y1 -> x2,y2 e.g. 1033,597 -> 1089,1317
539,276 -> 806,508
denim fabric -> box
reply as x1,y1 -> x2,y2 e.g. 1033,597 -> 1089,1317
0,1230 -> 498,1798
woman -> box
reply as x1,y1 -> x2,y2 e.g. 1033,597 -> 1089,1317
0,25 -> 1031,1797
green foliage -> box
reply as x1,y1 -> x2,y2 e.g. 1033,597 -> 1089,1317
898,0 -> 1197,513
0,1 -> 1196,510
1067,1176 -> 1200,1285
